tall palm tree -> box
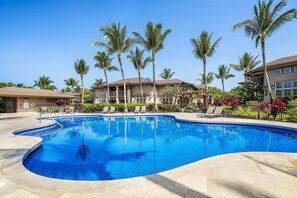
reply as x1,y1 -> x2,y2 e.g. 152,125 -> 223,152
133,22 -> 172,111
64,78 -> 79,93
214,65 -> 235,95
190,32 -> 222,90
91,22 -> 132,110
94,51 -> 119,103
74,59 -> 89,105
33,75 -> 57,90
92,78 -> 106,87
230,53 -> 261,83
127,47 -> 151,103
196,73 -> 214,85
159,68 -> 175,79
233,0 -> 297,102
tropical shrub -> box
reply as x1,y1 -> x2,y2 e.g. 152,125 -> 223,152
214,96 -> 239,109
270,100 -> 287,119
259,100 -> 287,120
157,104 -> 180,112
55,99 -> 68,106
83,103 -> 152,113
213,99 -> 223,106
232,106 -> 257,119
286,107 -> 297,122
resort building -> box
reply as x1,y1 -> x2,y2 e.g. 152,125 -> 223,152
92,78 -> 199,104
246,55 -> 297,100
0,87 -> 76,113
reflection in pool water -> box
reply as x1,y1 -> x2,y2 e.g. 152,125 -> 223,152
19,116 -> 297,181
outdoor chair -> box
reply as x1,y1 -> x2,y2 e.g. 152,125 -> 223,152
197,106 -> 215,117
141,106 -> 146,113
102,106 -> 109,114
134,106 -> 140,113
65,107 -> 71,114
108,106 -> 115,114
204,106 -> 224,118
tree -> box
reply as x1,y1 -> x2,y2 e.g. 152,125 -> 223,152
64,78 -> 79,93
233,0 -> 297,102
91,22 -> 133,110
190,31 -> 222,90
127,47 -> 151,103
0,82 -> 15,88
74,59 -> 89,105
92,78 -> 106,87
196,73 -> 214,84
214,65 -> 235,96
94,51 -> 118,103
61,87 -> 71,93
133,22 -> 172,111
230,53 -> 261,83
159,68 -> 175,79
33,75 -> 57,90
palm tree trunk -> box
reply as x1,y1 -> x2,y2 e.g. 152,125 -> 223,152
222,79 -> 225,98
203,58 -> 208,90
152,50 -> 156,112
261,40 -> 272,103
138,70 -> 144,103
104,70 -> 109,103
117,53 -> 127,110
81,76 -> 84,105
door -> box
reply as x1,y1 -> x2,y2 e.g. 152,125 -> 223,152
23,99 -> 29,109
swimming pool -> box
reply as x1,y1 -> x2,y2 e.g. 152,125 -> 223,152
18,116 -> 297,181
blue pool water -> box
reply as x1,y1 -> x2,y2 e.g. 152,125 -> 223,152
18,116 -> 297,181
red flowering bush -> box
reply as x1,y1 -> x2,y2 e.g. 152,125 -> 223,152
213,100 -> 223,106
222,97 -> 240,109
259,100 -> 287,119
55,99 -> 68,106
148,103 -> 155,111
270,100 -> 287,119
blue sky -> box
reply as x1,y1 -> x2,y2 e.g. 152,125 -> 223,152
1,0 -> 296,91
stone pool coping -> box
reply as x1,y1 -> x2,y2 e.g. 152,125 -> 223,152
0,112 -> 297,197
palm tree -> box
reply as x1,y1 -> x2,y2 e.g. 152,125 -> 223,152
92,78 -> 106,87
0,82 -> 15,88
230,53 -> 261,83
61,87 -> 71,93
64,78 -> 79,93
190,31 -> 222,90
133,22 -> 172,111
74,59 -> 89,105
91,22 -> 132,110
127,47 -> 151,103
159,68 -> 175,79
94,51 -> 119,103
196,73 -> 214,84
214,65 -> 235,96
33,75 -> 57,90
233,0 -> 297,102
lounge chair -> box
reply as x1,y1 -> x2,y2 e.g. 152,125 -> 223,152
205,106 -> 224,118
65,107 -> 71,114
134,106 -> 140,113
197,106 -> 215,117
102,106 -> 109,114
108,106 -> 115,114
141,106 -> 146,113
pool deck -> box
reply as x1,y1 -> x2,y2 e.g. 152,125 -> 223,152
0,112 -> 297,198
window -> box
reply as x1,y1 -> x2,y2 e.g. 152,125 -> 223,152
275,82 -> 283,97
47,98 -> 57,103
294,66 -> 297,72
284,67 -> 292,74
284,81 -> 292,97
275,69 -> 281,75
294,80 -> 297,96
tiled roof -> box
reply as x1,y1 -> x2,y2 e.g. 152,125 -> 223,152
0,87 -> 77,98
246,55 -> 297,75
92,78 -> 198,90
